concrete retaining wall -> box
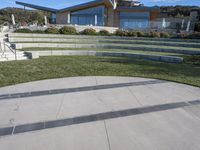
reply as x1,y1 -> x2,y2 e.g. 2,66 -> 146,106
15,43 -> 200,55
9,33 -> 200,43
25,50 -> 183,63
9,37 -> 200,48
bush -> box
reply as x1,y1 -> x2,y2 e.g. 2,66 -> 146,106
32,30 -> 45,34
99,29 -> 110,36
45,27 -> 59,34
115,29 -> 128,36
127,30 -> 137,37
14,28 -> 32,33
194,22 -> 200,32
59,26 -> 77,35
81,28 -> 97,35
148,31 -> 160,38
175,32 -> 188,39
189,32 -> 200,39
136,31 -> 145,37
160,32 -> 170,38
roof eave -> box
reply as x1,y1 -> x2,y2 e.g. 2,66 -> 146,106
16,1 -> 58,13
58,0 -> 114,13
117,6 -> 160,11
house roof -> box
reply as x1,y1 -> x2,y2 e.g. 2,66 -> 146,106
16,0 -> 114,13
16,1 -> 58,13
58,0 -> 114,12
16,0 -> 159,13
117,6 -> 160,11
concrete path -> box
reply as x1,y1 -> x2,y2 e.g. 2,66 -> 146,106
0,76 -> 200,150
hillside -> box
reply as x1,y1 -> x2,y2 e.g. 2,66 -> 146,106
0,7 -> 50,25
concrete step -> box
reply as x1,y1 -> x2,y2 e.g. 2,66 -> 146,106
8,33 -> 200,43
9,38 -> 200,48
0,57 -> 8,62
1,52 -> 26,57
7,56 -> 28,61
3,52 -> 26,57
4,54 -> 27,58
0,56 -> 28,62
0,51 -> 29,62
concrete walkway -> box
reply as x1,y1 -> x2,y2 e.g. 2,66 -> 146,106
0,76 -> 200,150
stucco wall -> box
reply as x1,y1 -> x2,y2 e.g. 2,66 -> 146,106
56,11 -> 70,24
106,8 -> 115,27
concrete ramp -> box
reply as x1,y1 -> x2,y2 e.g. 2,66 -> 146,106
0,76 -> 200,150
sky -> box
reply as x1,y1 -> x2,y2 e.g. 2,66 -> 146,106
0,0 -> 200,9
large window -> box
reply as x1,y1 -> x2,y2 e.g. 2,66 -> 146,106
71,6 -> 105,26
50,13 -> 56,24
120,12 -> 150,29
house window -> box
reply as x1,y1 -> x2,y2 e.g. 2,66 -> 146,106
120,12 -> 150,29
50,13 -> 56,24
71,6 -> 104,26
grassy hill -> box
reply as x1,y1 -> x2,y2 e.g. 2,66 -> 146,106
0,7 -> 50,25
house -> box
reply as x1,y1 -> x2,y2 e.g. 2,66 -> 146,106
16,0 -> 160,29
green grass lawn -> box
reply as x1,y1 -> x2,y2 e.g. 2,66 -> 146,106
16,42 -> 200,51
20,47 -> 183,56
13,36 -> 200,43
0,55 -> 200,87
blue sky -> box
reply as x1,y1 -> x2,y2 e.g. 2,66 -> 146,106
0,0 -> 200,9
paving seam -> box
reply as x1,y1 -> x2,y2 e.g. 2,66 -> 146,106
0,80 -> 166,101
0,99 -> 200,137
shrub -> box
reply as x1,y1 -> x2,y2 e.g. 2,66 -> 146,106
194,22 -> 200,32
136,31 -> 145,37
115,29 -> 128,36
99,29 -> 110,36
81,28 -> 97,35
148,31 -> 160,38
127,30 -> 137,37
59,26 -> 77,35
45,27 -> 59,34
175,32 -> 188,39
189,32 -> 200,39
160,32 -> 170,38
32,30 -> 45,34
14,28 -> 32,33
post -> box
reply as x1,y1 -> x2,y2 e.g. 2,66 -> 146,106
181,19 -> 185,29
67,13 -> 71,24
95,15 -> 97,26
186,21 -> 191,32
44,16 -> 48,25
162,18 -> 166,29
15,48 -> 17,60
11,14 -> 16,26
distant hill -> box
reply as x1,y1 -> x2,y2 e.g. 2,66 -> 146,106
160,6 -> 200,18
159,6 -> 200,31
0,7 -> 50,25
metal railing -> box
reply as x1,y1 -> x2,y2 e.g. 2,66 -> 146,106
0,41 -> 17,60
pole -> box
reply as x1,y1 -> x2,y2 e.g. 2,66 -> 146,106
95,15 -> 97,26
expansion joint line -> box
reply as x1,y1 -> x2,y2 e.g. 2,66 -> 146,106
104,121 -> 112,150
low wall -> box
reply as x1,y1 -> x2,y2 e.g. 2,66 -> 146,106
9,37 -> 200,48
14,43 -> 200,55
9,33 -> 200,43
25,50 -> 183,64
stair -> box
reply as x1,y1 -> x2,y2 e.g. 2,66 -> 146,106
0,51 -> 29,62
0,33 -> 29,62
